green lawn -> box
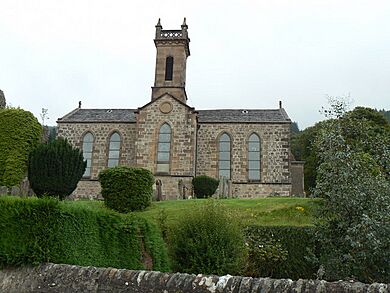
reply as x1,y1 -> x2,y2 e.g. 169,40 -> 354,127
135,197 -> 321,227
54,196 -> 321,227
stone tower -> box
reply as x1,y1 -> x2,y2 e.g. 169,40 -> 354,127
151,18 -> 190,103
0,89 -> 6,109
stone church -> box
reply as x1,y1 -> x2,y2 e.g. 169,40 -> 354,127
57,19 -> 304,200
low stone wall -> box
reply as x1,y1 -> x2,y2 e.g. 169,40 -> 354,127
0,263 -> 388,293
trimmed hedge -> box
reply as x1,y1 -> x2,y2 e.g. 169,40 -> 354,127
244,226 -> 318,280
192,175 -> 219,198
28,138 -> 86,200
0,196 -> 169,271
99,166 -> 154,213
0,108 -> 41,187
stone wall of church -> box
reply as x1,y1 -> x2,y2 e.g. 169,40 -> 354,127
57,122 -> 137,198
136,95 -> 197,184
196,122 -> 291,196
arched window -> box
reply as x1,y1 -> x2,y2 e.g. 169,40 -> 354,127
157,123 -> 171,173
108,132 -> 121,167
218,133 -> 231,179
82,132 -> 94,177
248,133 -> 261,181
165,56 -> 173,81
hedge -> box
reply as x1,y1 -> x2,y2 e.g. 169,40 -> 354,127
0,108 -> 41,187
192,175 -> 219,198
0,196 -> 169,271
244,225 -> 318,280
99,167 -> 154,212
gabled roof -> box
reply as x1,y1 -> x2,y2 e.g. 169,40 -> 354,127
57,108 -> 136,123
197,109 -> 291,123
58,106 -> 291,124
135,92 -> 195,113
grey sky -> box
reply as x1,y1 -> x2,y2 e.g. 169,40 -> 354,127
1,0 -> 389,129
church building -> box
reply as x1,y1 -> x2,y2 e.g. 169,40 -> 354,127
57,19 -> 302,199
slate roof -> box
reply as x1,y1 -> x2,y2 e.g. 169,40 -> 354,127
197,109 -> 291,123
57,109 -> 136,123
58,108 -> 290,123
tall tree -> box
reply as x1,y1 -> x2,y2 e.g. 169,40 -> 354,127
313,100 -> 390,283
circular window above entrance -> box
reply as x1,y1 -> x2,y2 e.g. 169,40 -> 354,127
159,102 -> 173,114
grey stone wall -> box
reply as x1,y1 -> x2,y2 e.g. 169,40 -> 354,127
196,123 -> 291,197
57,122 -> 137,198
136,94 -> 197,198
0,263 -> 388,293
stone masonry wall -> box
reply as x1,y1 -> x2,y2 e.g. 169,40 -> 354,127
196,123 -> 291,197
1,263 -> 388,293
136,94 -> 197,197
57,122 -> 137,198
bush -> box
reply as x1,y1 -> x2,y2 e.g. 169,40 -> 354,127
28,138 -> 86,200
98,166 -> 154,213
244,226 -> 318,280
0,196 -> 169,271
0,108 -> 41,187
169,200 -> 245,275
192,175 -> 219,198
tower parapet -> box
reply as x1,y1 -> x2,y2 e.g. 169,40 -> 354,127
152,18 -> 190,103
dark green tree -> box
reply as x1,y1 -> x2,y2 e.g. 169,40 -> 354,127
28,138 -> 86,200
192,175 -> 219,198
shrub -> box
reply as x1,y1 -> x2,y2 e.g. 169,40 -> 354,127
192,175 -> 219,198
28,138 -> 86,200
0,196 -> 169,271
98,166 -> 154,213
0,108 -> 41,187
244,226 -> 318,280
169,200 -> 245,275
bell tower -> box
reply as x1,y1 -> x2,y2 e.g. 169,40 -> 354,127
151,18 -> 190,103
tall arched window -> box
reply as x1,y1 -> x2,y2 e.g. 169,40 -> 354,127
218,133 -> 231,179
108,132 -> 121,167
157,123 -> 171,173
82,132 -> 94,177
248,133 -> 261,181
165,56 -> 173,81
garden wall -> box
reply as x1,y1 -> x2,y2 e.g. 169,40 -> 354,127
0,263 -> 388,293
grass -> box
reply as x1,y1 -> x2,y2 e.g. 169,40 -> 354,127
1,195 -> 321,227
135,197 -> 321,227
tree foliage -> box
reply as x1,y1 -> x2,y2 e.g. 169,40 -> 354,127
0,108 -> 42,187
313,100 -> 390,283
28,138 -> 86,200
291,105 -> 390,193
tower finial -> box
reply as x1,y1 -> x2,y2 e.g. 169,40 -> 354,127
156,18 -> 162,27
181,17 -> 187,28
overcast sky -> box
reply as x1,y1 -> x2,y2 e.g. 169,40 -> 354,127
1,0 -> 389,129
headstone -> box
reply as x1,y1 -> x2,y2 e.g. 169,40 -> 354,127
10,186 -> 20,196
0,89 -> 6,109
0,186 -> 8,195
156,179 -> 163,201
19,177 -> 30,197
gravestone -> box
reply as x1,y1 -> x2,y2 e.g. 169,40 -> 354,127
0,186 -> 8,195
0,89 -> 5,109
10,186 -> 20,196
